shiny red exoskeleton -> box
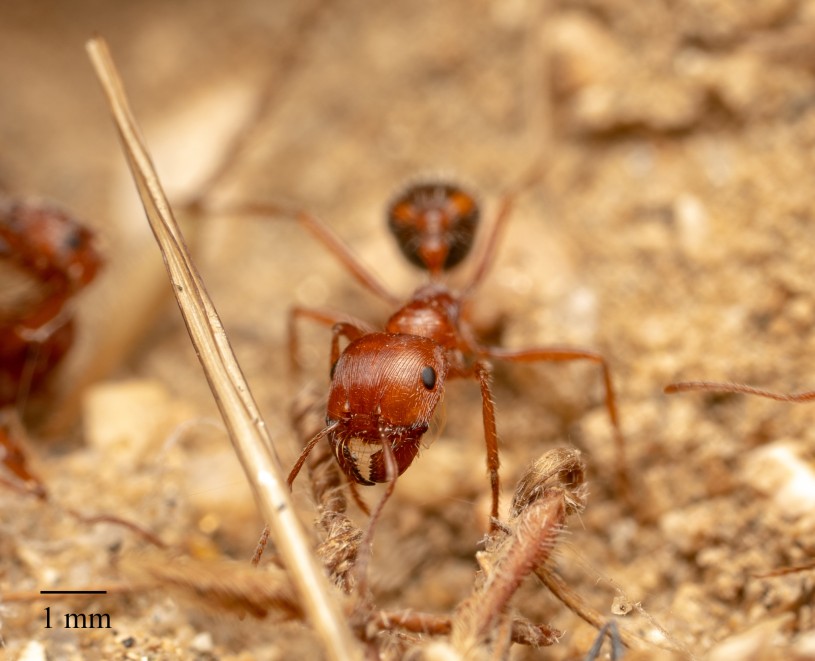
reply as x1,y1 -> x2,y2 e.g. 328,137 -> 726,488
0,198 -> 103,408
326,331 -> 448,486
269,177 -> 627,526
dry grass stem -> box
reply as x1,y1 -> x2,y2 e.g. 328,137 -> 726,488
451,495 -> 565,656
509,447 -> 588,518
85,37 -> 363,661
511,450 -> 681,654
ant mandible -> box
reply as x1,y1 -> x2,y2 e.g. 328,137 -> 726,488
229,176 -> 627,529
0,198 -> 103,409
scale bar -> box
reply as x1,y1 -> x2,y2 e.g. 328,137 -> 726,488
40,590 -> 108,595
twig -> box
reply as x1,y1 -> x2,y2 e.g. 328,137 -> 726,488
85,37 -> 362,661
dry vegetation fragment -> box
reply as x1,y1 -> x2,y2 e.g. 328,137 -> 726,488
3,0 -> 815,659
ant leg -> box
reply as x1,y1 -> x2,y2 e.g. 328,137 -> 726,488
470,360 -> 502,529
288,306 -> 374,375
463,164 -> 544,296
329,322 -> 369,368
178,1 -> 332,211
251,422 -> 338,567
348,480 -> 371,516
354,436 -> 399,601
287,422 -> 339,488
0,411 -> 46,499
666,381 -> 815,402
584,621 -> 623,661
212,201 -> 400,306
483,345 -> 630,506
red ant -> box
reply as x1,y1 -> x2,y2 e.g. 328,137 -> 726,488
227,176 -> 626,533
0,198 -> 103,409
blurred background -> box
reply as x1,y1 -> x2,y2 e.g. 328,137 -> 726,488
3,0 -> 815,659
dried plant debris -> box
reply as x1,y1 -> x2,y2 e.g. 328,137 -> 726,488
8,1 -> 815,659
307,442 -> 595,657
51,447 -> 599,659
434,450 -> 581,658
121,553 -> 304,621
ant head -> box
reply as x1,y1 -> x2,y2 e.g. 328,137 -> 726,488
0,199 -> 104,289
387,179 -> 479,275
327,332 -> 448,429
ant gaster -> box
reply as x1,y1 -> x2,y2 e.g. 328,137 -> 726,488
238,177 -> 627,529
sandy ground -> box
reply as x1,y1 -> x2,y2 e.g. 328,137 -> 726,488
3,0 -> 815,659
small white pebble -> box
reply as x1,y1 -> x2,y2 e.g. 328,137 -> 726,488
83,379 -> 172,459
674,193 -> 708,254
16,641 -> 46,661
419,641 -> 463,661
190,631 -> 214,653
740,442 -> 815,518
707,614 -> 792,661
793,628 -> 815,655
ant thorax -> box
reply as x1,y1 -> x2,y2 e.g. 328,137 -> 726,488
385,284 -> 462,353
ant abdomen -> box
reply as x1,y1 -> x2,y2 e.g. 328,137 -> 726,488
387,180 -> 480,275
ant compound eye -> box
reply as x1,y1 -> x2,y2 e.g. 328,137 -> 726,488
64,228 -> 84,251
421,365 -> 437,390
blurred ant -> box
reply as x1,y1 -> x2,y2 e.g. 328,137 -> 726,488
0,193 -> 164,548
0,198 -> 103,410
227,175 -> 626,535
